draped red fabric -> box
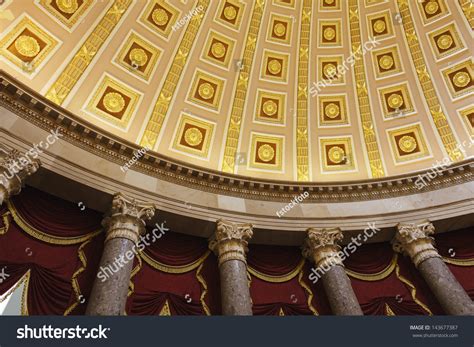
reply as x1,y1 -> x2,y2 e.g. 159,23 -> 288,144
9,186 -> 102,237
436,227 -> 474,258
344,242 -> 394,273
248,244 -> 302,276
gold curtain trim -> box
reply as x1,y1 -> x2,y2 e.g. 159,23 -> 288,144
196,262 -> 210,315
248,259 -> 305,283
395,255 -> 433,316
0,270 -> 29,304
385,303 -> 396,316
442,257 -> 474,266
7,200 -> 102,245
21,270 -> 31,316
346,254 -> 397,281
128,254 -> 142,297
298,266 -> 319,315
140,250 -> 211,274
0,210 -> 11,235
64,238 -> 93,315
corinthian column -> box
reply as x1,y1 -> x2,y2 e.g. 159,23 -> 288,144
209,219 -> 253,315
393,221 -> 474,315
0,148 -> 40,206
86,193 -> 155,315
303,228 -> 363,315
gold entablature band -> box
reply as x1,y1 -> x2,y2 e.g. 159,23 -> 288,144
221,0 -> 266,174
139,0 -> 210,150
295,0 -> 312,181
45,0 -> 132,105
348,0 -> 385,178
396,0 -> 464,162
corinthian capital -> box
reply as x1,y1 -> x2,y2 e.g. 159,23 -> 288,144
209,219 -> 253,265
303,228 -> 344,268
103,193 -> 155,243
392,221 -> 440,267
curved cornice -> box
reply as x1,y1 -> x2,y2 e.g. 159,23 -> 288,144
0,71 -> 473,204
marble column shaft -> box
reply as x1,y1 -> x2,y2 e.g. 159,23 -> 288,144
86,194 -> 155,315
304,228 -> 363,316
0,148 -> 40,206
209,219 -> 253,316
393,221 -> 474,315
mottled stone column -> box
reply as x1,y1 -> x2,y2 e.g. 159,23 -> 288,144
393,221 -> 474,315
303,228 -> 363,316
209,219 -> 253,315
86,193 -> 154,315
0,149 -> 40,206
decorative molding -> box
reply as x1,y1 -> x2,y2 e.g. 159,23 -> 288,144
209,219 -> 253,265
303,227 -> 344,268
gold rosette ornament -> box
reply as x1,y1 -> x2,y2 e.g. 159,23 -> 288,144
56,0 -> 79,14
129,48 -> 148,67
15,35 -> 40,58
398,135 -> 417,153
258,144 -> 275,162
152,8 -> 169,26
198,82 -> 215,100
184,127 -> 203,146
328,146 -> 345,164
103,92 -> 125,113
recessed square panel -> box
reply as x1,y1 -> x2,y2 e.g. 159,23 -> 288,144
319,0 -> 341,11
254,90 -> 286,125
260,50 -> 289,83
187,70 -> 225,111
201,30 -> 235,69
215,0 -> 245,31
85,74 -> 141,130
387,124 -> 430,163
417,0 -> 449,24
317,56 -> 345,84
139,0 -> 180,39
266,14 -> 293,45
114,32 -> 161,82
320,137 -> 355,172
38,0 -> 93,30
249,133 -> 284,171
0,16 -> 59,73
367,10 -> 394,40
318,95 -> 349,126
442,60 -> 473,99
172,113 -> 215,159
459,107 -> 474,137
318,20 -> 342,47
378,83 -> 415,119
427,23 -> 465,61
372,46 -> 403,79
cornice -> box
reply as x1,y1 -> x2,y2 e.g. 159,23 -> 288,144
0,71 -> 473,203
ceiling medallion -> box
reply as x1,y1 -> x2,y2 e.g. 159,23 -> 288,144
262,100 -> 278,116
387,94 -> 404,109
324,63 -> 337,78
198,82 -> 215,100
223,5 -> 237,20
379,55 -> 394,70
129,48 -> 148,67
323,27 -> 336,40
14,35 -> 40,58
324,103 -> 340,119
56,0 -> 79,14
424,0 -> 439,15
152,8 -> 169,26
258,144 -> 275,162
328,146 -> 345,164
273,23 -> 286,37
184,127 -> 203,146
211,42 -> 226,58
325,0 -> 335,4
268,59 -> 282,75
103,92 -> 125,113
452,71 -> 471,88
373,20 -> 386,34
398,135 -> 417,153
436,34 -> 453,50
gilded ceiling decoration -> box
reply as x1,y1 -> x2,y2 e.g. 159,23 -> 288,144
0,0 -> 472,182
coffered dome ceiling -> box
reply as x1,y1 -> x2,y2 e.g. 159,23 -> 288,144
0,0 -> 473,182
